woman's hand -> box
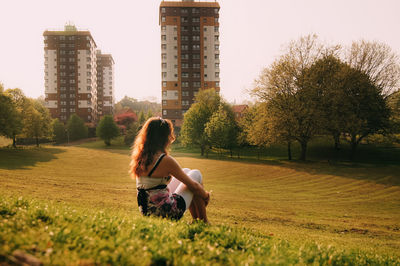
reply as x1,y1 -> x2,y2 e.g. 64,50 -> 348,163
204,191 -> 210,207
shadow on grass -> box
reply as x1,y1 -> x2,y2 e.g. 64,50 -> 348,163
173,143 -> 400,187
0,146 -> 65,170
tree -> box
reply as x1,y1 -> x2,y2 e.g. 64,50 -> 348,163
66,114 -> 88,141
205,104 -> 238,157
303,55 -> 346,150
252,35 -> 333,160
96,115 -> 119,146
124,122 -> 139,146
346,40 -> 400,96
4,88 -> 27,148
339,66 -> 391,157
181,88 -> 221,156
114,111 -> 138,131
138,111 -> 146,125
23,99 -> 52,147
0,90 -> 19,143
52,119 -> 66,144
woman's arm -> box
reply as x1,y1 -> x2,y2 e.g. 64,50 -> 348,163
164,155 -> 209,200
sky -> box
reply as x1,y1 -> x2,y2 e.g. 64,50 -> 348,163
1,0 -> 400,104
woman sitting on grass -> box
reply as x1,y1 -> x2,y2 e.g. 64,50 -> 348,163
130,117 -> 210,223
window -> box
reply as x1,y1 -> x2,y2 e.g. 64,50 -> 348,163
215,54 -> 219,60
215,35 -> 219,41
70,94 -> 75,98
70,101 -> 75,105
215,63 -> 220,68
162,100 -> 167,106
161,16 -> 166,22
182,100 -> 189,106
87,79 -> 91,83
193,82 -> 201,88
192,44 -> 200,50
182,91 -> 189,97
214,8 -> 219,14
181,17 -> 188,23
70,79 -> 75,84
215,18 -> 218,23
161,26 -> 166,31
181,45 -> 188,51
181,54 -> 189,59
193,36 -> 200,41
181,36 -> 189,41
204,56 -> 208,59
162,91 -> 167,97
162,44 -> 167,50
203,18 -> 207,23
60,101 -> 66,106
193,72 -> 201,78
173,26 -> 177,32
204,46 -> 207,50
204,65 -> 207,68
192,26 -> 200,32
181,26 -> 188,32
61,94 -> 66,99
182,63 -> 189,69
69,58 -> 75,62
181,9 -> 188,14
174,64 -> 178,69
216,82 -> 220,87
162,81 -> 167,87
87,86 -> 91,91
162,72 -> 167,78
192,8 -> 199,14
163,110 -> 167,116
61,108 -> 66,113
215,26 -> 219,32
162,63 -> 167,68
193,63 -> 200,68
182,82 -> 189,87
161,7 -> 166,13
215,45 -> 219,50
204,27 -> 207,32
161,35 -> 166,41
182,72 -> 189,78
192,17 -> 200,23
193,54 -> 200,59
215,72 -> 220,78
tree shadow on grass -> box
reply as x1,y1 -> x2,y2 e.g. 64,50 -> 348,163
173,144 -> 400,187
0,146 -> 65,170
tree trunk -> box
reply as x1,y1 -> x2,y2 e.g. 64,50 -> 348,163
333,133 -> 341,150
299,141 -> 307,161
230,148 -> 233,158
36,137 -> 39,147
12,135 -> 16,148
287,141 -> 292,160
200,145 -> 205,156
350,135 -> 358,161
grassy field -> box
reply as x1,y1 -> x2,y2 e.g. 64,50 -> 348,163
0,140 -> 400,264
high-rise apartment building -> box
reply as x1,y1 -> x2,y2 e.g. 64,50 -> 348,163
43,25 -> 98,126
159,0 -> 220,126
96,50 -> 115,119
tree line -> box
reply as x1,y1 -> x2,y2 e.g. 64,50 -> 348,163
180,35 -> 400,160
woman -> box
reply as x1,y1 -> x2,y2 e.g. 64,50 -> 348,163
130,117 -> 210,222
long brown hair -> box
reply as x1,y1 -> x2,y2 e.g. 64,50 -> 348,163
130,117 -> 175,178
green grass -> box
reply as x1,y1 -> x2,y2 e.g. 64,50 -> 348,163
0,143 -> 399,264
1,196 -> 398,265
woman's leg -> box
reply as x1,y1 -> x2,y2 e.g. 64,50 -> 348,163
174,169 -> 208,223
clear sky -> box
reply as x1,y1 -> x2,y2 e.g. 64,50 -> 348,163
1,0 -> 399,103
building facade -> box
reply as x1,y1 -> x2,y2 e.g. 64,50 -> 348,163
159,0 -> 220,126
96,50 -> 115,119
43,25 -> 98,126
